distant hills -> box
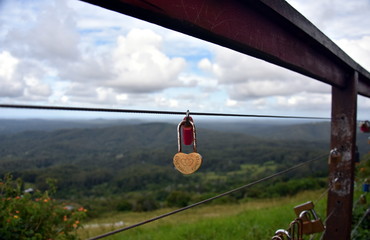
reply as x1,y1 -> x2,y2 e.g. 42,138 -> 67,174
0,118 -> 142,135
0,118 -> 368,203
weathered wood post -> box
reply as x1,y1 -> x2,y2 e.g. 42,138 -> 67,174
324,72 -> 358,239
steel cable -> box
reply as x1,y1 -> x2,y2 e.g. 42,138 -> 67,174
351,208 -> 370,239
0,104 -> 330,120
317,206 -> 340,240
88,153 -> 327,240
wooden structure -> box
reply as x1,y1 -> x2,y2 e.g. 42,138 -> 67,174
80,0 -> 370,239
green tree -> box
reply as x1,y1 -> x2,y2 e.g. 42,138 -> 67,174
0,174 -> 87,240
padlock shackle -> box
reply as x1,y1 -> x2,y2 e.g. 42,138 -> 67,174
289,218 -> 303,240
274,229 -> 291,240
299,210 -> 314,220
177,119 -> 197,153
271,237 -> 283,240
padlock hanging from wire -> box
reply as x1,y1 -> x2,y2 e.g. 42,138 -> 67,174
293,201 -> 325,235
173,111 -> 202,175
360,121 -> 370,133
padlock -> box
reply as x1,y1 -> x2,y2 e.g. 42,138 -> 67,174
362,183 -> 370,192
328,148 -> 341,164
182,116 -> 194,145
360,121 -> 370,133
363,179 -> 370,192
294,201 -> 325,235
289,218 -> 303,240
173,116 -> 202,175
333,178 -> 341,191
298,210 -> 325,235
360,194 -> 367,204
272,229 -> 291,240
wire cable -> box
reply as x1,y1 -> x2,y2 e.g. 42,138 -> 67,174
87,153 -> 327,240
353,193 -> 367,211
0,104 -> 330,120
306,187 -> 331,240
351,208 -> 370,239
318,205 -> 340,240
314,187 -> 330,205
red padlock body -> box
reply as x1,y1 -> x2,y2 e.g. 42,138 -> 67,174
360,123 -> 370,133
182,116 -> 194,145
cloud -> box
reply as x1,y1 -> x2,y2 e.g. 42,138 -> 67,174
0,0 -> 369,118
1,0 -> 189,106
62,28 -> 187,96
0,51 -> 52,100
0,51 -> 23,97
108,29 -> 186,93
2,0 -> 79,63
335,36 -> 370,71
287,0 -> 370,40
275,93 -> 331,111
199,46 -> 331,101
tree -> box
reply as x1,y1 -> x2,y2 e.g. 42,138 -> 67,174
0,174 -> 87,240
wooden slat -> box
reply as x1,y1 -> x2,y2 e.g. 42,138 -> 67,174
325,72 -> 358,240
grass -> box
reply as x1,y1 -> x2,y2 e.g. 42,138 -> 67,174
79,189 -> 327,240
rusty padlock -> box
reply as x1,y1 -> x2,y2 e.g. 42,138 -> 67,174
271,229 -> 291,240
294,201 -> 325,235
360,194 -> 367,205
328,148 -> 341,164
289,218 -> 303,240
333,177 -> 341,191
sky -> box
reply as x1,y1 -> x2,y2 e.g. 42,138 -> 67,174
0,0 -> 370,120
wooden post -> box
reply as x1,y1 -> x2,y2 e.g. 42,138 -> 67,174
324,71 -> 358,239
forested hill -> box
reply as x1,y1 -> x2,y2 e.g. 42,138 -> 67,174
0,119 -> 367,201
0,121 -> 328,171
0,121 -> 328,192
0,118 -> 141,134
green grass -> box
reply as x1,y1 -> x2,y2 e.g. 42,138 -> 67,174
79,189 -> 327,240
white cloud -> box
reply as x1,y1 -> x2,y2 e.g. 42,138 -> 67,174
0,0 -> 369,118
0,51 -> 51,100
199,46 -> 331,101
0,51 -> 23,97
109,29 -> 186,93
2,0 -> 79,63
60,28 -> 188,98
287,0 -> 370,40
335,36 -> 370,71
276,93 -> 331,110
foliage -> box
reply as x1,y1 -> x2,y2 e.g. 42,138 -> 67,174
0,174 -> 87,240
0,121 -> 330,216
166,191 -> 191,207
116,199 -> 132,212
352,154 -> 370,240
132,195 -> 159,212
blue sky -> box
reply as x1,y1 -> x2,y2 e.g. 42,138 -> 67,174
0,0 -> 370,120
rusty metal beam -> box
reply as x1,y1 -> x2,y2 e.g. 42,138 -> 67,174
81,0 -> 370,97
325,72 -> 358,240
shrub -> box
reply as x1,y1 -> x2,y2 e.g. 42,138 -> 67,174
133,196 -> 158,212
116,200 -> 133,212
166,191 -> 191,207
0,174 -> 87,240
